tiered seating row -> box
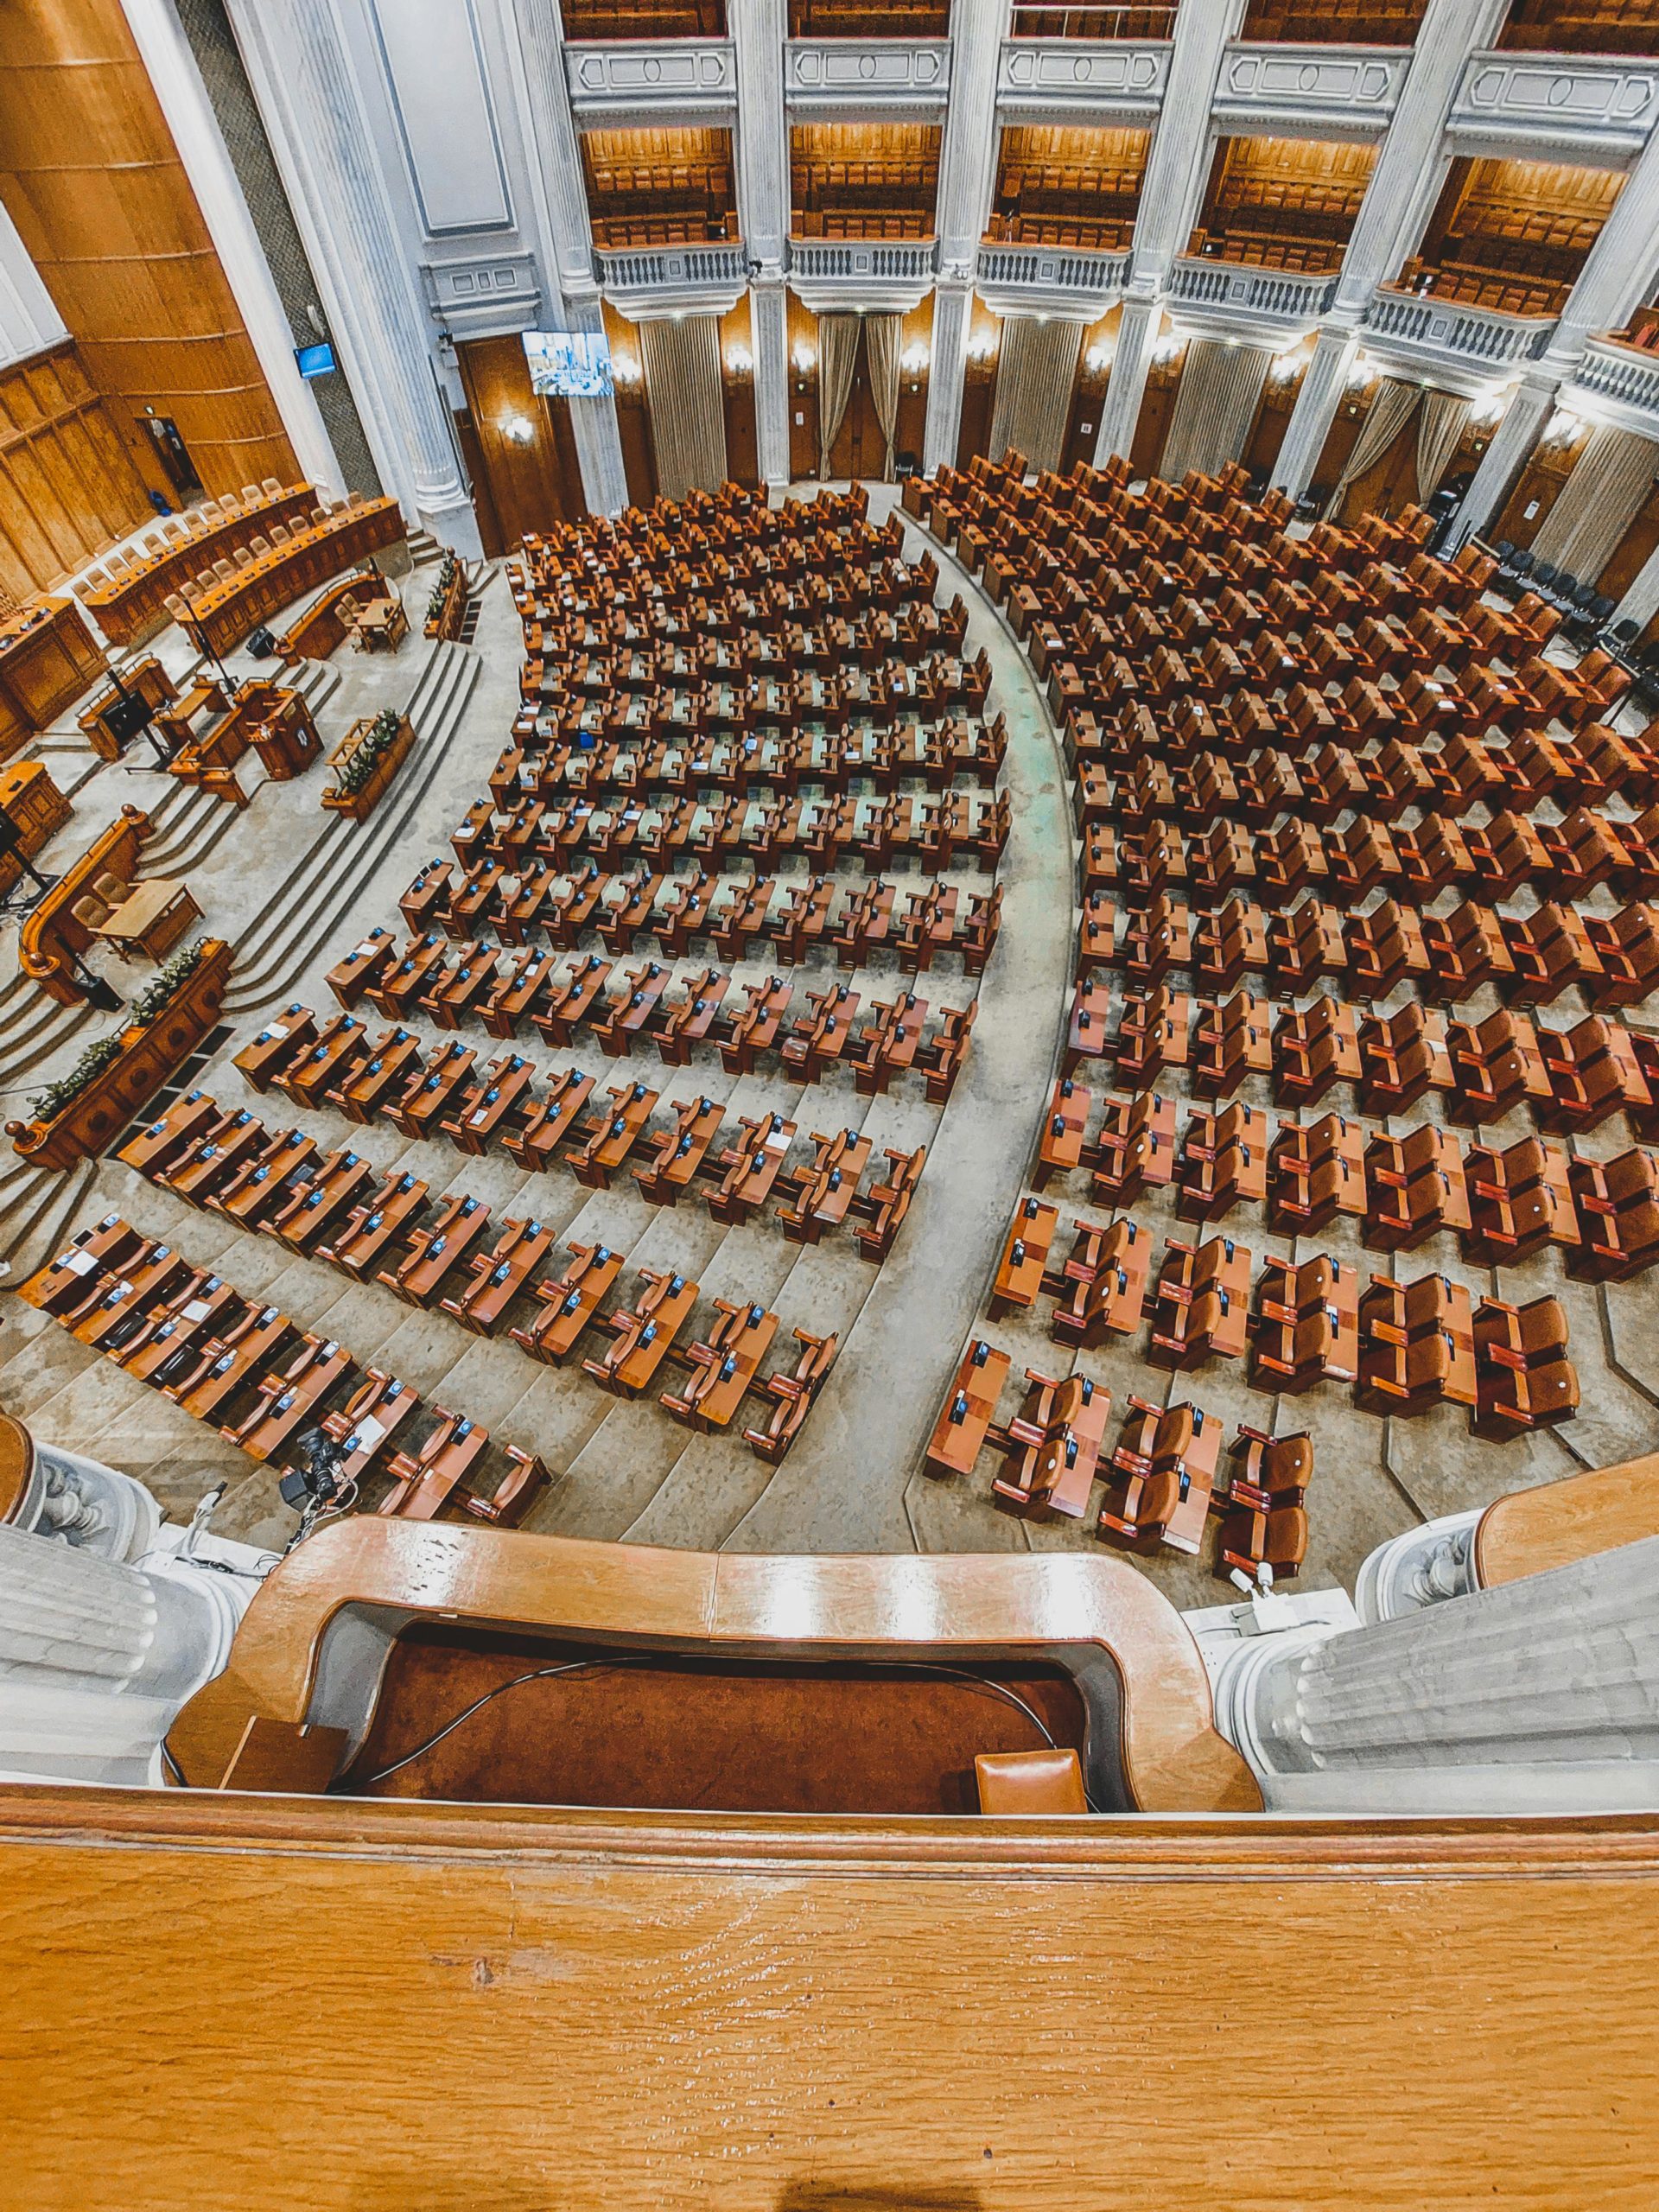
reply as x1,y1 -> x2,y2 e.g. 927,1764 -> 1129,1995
1022,1073 -> 1657,1277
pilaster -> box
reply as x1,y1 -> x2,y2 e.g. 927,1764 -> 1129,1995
496,0 -> 629,516
1333,0 -> 1508,315
1126,0 -> 1246,292
224,0 -> 480,551
732,0 -> 790,488
1614,537 -> 1659,634
1447,369 -> 1557,548
1269,324 -> 1359,501
925,0 -> 1007,474
1094,296 -> 1158,465
1545,124 -> 1659,370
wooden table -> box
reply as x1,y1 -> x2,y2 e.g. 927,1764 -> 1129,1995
926,1339 -> 1012,1478
93,879 -> 201,961
586,1268 -> 700,1397
709,1114 -> 797,1225
353,596 -> 409,653
1035,1078 -> 1090,1188
667,1301 -> 779,1432
512,1242 -> 625,1365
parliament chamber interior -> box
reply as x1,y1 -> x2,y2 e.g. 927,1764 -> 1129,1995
2,0 -> 1659,2204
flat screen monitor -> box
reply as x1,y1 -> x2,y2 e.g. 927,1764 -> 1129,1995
523,328 -> 613,398
295,340 -> 338,380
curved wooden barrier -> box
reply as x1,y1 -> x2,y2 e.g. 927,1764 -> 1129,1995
6,938 -> 231,1168
169,1517 -> 1262,1814
17,804 -> 150,1005
1476,1452 -> 1659,1589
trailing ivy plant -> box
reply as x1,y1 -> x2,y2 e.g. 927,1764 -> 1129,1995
425,550 -> 460,626
126,938 -> 207,1029
28,1034 -> 125,1124
333,706 -> 405,797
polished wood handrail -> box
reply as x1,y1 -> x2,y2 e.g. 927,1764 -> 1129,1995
172,1517 -> 1262,1812
17,804 -> 150,1005
1476,1451 -> 1659,1591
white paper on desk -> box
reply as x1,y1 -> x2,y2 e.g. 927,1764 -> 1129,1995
181,1300 -> 212,1323
470,1109 -> 490,1126
61,1250 -> 100,1276
765,1129 -> 790,1150
350,1415 -> 386,1451
264,1022 -> 289,1039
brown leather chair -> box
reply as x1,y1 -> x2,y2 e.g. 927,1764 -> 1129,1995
974,1748 -> 1088,1815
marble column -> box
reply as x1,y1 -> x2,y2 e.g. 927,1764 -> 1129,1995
493,0 -> 629,517
1613,537 -> 1659,634
0,198 -> 67,372
1332,0 -> 1507,320
1125,0 -> 1246,293
1446,370 -> 1557,550
925,0 -> 1007,474
1268,325 -> 1360,501
732,0 -> 790,490
121,0 -> 340,495
1094,296 -> 1159,466
1546,126 -> 1659,370
1094,0 -> 1242,467
1355,1512 -> 1483,1624
1218,1535 -> 1659,1813
223,0 -> 480,552
0,1518 -> 245,1788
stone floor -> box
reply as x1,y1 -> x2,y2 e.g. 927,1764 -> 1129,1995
3,488 -> 1656,1611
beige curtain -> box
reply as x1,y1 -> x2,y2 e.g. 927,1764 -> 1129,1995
817,313 -> 861,480
865,313 -> 902,480
1531,423 -> 1659,583
1414,389 -> 1470,504
639,315 -> 728,502
988,315 -> 1084,476
1323,377 -> 1421,519
1159,338 -> 1273,485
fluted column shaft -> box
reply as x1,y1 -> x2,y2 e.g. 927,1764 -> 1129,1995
1248,1536 -> 1659,1780
925,0 -> 1007,473
733,0 -> 789,488
1447,371 -> 1557,550
224,0 -> 479,550
496,0 -> 628,518
1268,326 -> 1358,501
1094,298 -> 1158,466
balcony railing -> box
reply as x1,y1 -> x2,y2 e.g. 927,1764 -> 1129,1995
595,242 -> 749,307
1167,257 -> 1338,326
1365,286 -> 1557,371
1568,337 -> 1659,425
789,238 -> 938,284
976,241 -> 1130,304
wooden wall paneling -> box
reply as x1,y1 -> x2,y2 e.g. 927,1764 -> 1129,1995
454,335 -> 580,550
719,299 -> 758,486
1594,478 -> 1659,602
893,298 -> 930,474
1308,390 -> 1368,509
0,341 -> 152,598
1245,369 -> 1298,480
1060,309 -> 1116,476
1494,440 -> 1581,550
0,0 -> 295,504
787,289 -> 820,480
1131,348 -> 1179,480
956,308 -> 1000,471
3,1790 -> 1659,2211
453,406 -> 505,560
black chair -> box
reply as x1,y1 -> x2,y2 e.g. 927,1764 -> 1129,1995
1572,581 -> 1599,613
1512,549 -> 1535,579
1534,561 -> 1560,592
1611,619 -> 1639,649
1589,594 -> 1617,627
1495,539 -> 1516,566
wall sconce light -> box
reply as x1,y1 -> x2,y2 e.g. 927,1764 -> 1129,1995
1151,333 -> 1185,366
900,341 -> 929,378
1470,386 -> 1509,428
1085,342 -> 1113,376
613,353 -> 640,386
726,344 -> 753,377
1268,347 -> 1306,385
968,331 -> 997,365
792,341 -> 816,376
502,414 -> 536,445
1345,353 -> 1375,389
1544,407 -> 1581,446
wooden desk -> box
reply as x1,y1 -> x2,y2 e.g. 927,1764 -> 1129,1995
0,760 -> 71,896
93,880 -> 201,962
709,1114 -> 797,1225
76,484 -> 315,645
585,1268 -> 700,1397
352,596 -> 408,654
926,1339 -> 1012,1478
179,499 -> 405,655
0,595 -> 106,760
991,1196 -> 1060,1316
512,1241 -> 625,1365
665,1301 -> 779,1432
